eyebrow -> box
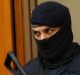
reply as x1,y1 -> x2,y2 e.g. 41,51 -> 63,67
32,30 -> 39,33
31,25 -> 41,28
32,26 -> 53,31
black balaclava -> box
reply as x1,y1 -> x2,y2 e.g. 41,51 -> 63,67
31,1 -> 78,69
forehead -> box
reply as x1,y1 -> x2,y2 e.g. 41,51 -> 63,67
32,25 -> 50,31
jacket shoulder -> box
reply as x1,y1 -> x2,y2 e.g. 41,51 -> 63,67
23,58 -> 42,75
67,48 -> 80,74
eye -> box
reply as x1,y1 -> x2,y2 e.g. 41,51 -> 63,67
44,27 -> 55,34
33,31 -> 40,37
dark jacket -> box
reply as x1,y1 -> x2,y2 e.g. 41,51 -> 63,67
23,47 -> 80,75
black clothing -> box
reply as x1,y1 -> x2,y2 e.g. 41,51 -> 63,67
23,43 -> 80,75
32,1 -> 70,27
32,1 -> 74,68
23,1 -> 80,75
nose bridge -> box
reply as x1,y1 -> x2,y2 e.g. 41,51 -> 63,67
41,32 -> 47,40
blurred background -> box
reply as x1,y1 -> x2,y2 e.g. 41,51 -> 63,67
0,0 -> 80,75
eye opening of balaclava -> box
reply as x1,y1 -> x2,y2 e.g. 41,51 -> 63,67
31,1 -> 75,69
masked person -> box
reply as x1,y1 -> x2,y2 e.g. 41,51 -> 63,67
23,1 -> 80,75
